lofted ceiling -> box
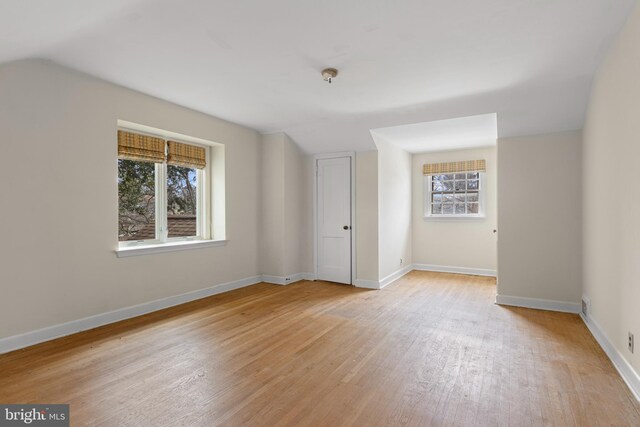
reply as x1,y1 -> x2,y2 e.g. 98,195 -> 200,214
0,0 -> 635,153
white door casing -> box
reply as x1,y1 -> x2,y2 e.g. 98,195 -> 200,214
316,157 -> 352,284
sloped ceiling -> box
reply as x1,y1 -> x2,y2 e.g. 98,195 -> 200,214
371,114 -> 497,153
0,0 -> 635,152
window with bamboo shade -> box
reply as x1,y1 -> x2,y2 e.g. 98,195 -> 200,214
117,128 -> 211,247
423,159 -> 486,217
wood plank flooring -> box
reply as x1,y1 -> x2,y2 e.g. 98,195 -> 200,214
1,271 -> 638,426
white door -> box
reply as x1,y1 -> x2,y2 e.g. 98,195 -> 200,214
317,157 -> 352,284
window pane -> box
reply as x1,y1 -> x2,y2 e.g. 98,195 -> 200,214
118,159 -> 156,241
442,181 -> 454,191
432,179 -> 445,192
167,165 -> 198,238
429,172 -> 483,217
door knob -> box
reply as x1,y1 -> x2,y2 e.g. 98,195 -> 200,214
343,225 -> 351,230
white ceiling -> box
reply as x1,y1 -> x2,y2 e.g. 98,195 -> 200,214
0,0 -> 635,153
371,113 -> 497,153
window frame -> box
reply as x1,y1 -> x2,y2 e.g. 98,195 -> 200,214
117,130 -> 211,249
424,172 -> 485,219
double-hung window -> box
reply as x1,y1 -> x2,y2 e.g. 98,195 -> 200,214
117,129 -> 210,246
424,160 -> 486,218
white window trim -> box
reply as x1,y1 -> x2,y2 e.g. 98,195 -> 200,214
116,121 -> 224,255
424,172 -> 486,220
115,239 -> 228,258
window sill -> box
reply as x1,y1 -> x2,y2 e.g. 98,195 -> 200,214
423,215 -> 486,221
115,239 -> 228,258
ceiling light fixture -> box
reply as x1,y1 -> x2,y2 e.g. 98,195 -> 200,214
321,68 -> 338,84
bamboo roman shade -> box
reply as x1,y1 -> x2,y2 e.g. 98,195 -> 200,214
167,140 -> 206,169
423,159 -> 486,175
118,130 -> 207,169
118,130 -> 165,163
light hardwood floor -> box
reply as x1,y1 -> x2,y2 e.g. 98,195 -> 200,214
1,271 -> 638,426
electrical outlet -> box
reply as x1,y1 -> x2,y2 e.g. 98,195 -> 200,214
629,332 -> 634,354
400,258 -> 403,265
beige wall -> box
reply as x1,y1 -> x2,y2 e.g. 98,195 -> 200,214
259,132 -> 312,278
355,151 -> 379,282
412,147 -> 497,272
497,131 -> 582,304
0,59 -> 262,339
283,134 -> 313,276
375,137 -> 412,280
259,134 -> 286,277
583,3 -> 640,375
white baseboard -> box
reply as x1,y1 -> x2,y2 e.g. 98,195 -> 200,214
413,263 -> 497,277
379,265 -> 413,289
0,271 -> 320,354
293,272 -> 316,282
355,263 -> 496,290
354,265 -> 413,290
262,273 -> 315,285
354,279 -> 379,289
580,313 -> 640,401
0,275 -> 266,354
495,294 -> 581,313
262,275 -> 287,285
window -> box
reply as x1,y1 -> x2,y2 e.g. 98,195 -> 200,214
118,129 -> 209,246
423,160 -> 486,218
118,159 -> 157,240
166,165 -> 199,238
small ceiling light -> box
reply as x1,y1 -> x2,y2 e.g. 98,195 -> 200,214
321,68 -> 338,84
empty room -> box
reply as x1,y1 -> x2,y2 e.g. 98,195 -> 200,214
1,0 -> 640,426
